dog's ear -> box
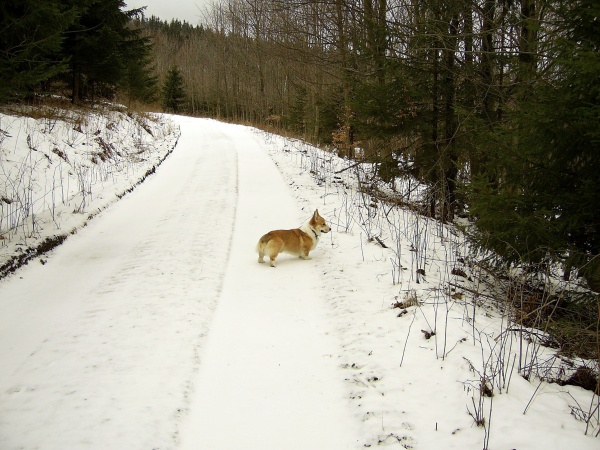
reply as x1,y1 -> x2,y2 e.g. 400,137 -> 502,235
313,209 -> 319,220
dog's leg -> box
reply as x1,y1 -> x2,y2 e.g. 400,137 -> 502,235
300,250 -> 311,260
265,239 -> 283,268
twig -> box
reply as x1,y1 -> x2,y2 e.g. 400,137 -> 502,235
400,309 -> 417,367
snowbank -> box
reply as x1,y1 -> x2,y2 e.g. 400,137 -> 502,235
0,108 -> 180,277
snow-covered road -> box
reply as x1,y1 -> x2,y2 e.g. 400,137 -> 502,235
0,117 -> 356,449
178,122 -> 356,449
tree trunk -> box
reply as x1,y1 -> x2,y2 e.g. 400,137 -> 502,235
441,12 -> 459,222
335,0 -> 353,158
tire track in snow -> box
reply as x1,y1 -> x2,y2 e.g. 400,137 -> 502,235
178,123 -> 358,450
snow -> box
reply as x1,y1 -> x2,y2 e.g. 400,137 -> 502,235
0,112 -> 598,449
178,123 -> 358,449
0,108 -> 180,276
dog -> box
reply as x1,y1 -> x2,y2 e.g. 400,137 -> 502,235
257,209 -> 331,267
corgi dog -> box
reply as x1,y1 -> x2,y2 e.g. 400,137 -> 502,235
257,209 -> 331,267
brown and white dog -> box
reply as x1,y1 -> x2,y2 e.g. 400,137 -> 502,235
257,209 -> 331,267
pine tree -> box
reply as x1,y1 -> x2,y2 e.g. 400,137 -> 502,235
0,0 -> 80,101
120,23 -> 158,105
61,0 -> 148,102
122,55 -> 158,106
161,67 -> 186,113
466,0 -> 600,292
526,0 -> 600,291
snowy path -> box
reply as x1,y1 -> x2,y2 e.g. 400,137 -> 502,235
0,117 -> 356,449
178,124 -> 357,449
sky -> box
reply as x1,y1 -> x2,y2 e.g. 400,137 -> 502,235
125,0 -> 213,23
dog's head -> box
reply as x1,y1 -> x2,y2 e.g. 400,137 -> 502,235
311,209 -> 331,234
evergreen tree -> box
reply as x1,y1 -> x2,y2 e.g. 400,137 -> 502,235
120,24 -> 158,105
0,0 -> 80,101
121,55 -> 158,106
467,0 -> 600,292
161,67 -> 186,113
61,0 -> 147,102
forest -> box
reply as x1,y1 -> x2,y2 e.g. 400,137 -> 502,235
1,1 -> 599,350
149,0 -> 599,298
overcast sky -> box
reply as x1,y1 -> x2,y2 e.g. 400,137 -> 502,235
125,0 -> 213,23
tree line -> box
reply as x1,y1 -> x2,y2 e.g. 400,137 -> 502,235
145,0 -> 599,294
